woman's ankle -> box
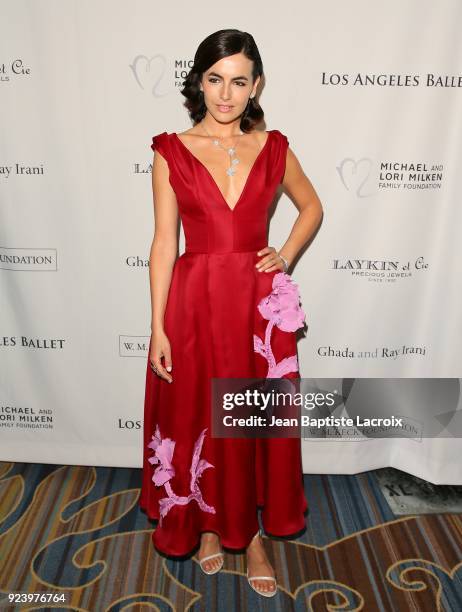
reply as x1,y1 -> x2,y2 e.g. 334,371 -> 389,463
201,531 -> 219,542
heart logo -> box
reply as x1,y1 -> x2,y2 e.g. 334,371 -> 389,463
129,54 -> 170,97
336,157 -> 374,198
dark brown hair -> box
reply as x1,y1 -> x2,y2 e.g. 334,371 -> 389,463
180,29 -> 264,133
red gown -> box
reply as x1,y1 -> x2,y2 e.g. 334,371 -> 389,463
139,129 -> 308,556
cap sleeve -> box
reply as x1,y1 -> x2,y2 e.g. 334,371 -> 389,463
275,130 -> 289,183
150,131 -> 169,160
278,130 -> 289,147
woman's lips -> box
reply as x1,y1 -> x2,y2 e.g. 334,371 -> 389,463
217,105 -> 233,112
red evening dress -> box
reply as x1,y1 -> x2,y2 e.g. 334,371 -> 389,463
139,129 -> 308,557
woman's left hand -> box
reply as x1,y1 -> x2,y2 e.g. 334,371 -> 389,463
255,246 -> 288,273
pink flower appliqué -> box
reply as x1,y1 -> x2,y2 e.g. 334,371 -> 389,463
147,425 -> 216,523
253,272 -> 306,378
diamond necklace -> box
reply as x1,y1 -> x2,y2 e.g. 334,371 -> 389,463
200,123 -> 244,176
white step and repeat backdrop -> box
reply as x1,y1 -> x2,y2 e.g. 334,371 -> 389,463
2,1 -> 462,483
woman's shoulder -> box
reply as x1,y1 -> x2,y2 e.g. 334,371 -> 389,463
151,130 -> 170,141
269,129 -> 289,145
248,128 -> 288,144
150,131 -> 171,156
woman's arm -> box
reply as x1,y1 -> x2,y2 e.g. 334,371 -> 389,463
256,147 -> 323,272
256,146 -> 323,273
149,150 -> 179,334
278,147 -> 323,266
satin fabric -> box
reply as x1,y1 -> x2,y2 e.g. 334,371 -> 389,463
139,130 -> 308,556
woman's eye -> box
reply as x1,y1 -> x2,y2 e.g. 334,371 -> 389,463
207,78 -> 246,86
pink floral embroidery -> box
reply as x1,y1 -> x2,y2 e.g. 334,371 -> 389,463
253,272 -> 306,378
147,425 -> 216,523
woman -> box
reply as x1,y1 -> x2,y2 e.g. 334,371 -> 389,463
139,29 -> 323,598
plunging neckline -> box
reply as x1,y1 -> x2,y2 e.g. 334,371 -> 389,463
173,130 -> 272,212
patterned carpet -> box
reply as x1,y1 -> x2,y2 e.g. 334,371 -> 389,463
0,461 -> 461,611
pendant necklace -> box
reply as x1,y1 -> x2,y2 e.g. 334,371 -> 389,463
200,123 -> 244,176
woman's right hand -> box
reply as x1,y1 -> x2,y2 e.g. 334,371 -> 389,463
149,330 -> 173,383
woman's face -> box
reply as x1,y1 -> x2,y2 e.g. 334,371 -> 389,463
200,53 -> 260,123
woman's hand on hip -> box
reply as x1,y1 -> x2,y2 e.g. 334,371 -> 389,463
255,246 -> 288,273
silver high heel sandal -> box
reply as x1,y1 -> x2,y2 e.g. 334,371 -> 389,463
198,551 -> 224,575
198,534 -> 224,575
246,528 -> 278,598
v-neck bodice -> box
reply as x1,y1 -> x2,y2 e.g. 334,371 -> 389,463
150,129 -> 289,254
173,131 -> 272,212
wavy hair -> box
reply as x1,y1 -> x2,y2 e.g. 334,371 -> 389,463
180,29 -> 264,133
